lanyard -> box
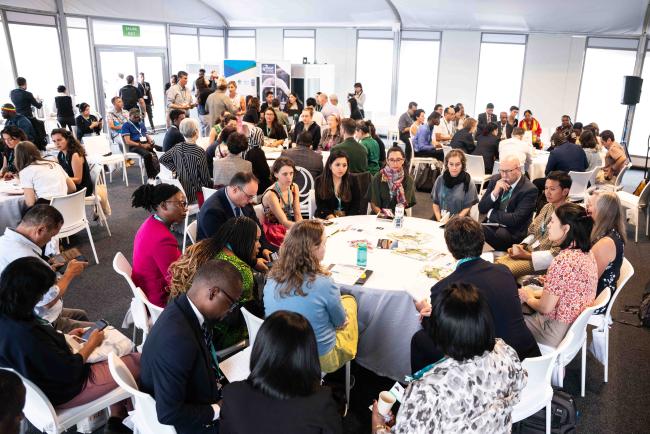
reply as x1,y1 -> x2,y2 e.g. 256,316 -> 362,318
153,214 -> 173,234
128,120 -> 144,137
456,256 -> 479,269
405,357 -> 448,382
274,182 -> 293,215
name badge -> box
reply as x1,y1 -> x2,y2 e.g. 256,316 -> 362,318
139,137 -> 147,143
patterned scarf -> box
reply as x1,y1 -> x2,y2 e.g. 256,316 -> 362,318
381,166 -> 406,205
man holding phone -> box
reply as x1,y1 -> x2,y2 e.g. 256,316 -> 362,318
121,108 -> 160,180
0,205 -> 91,332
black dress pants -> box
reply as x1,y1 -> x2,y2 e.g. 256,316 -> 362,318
483,224 -> 515,251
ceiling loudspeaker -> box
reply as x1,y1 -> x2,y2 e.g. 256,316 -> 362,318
622,75 -> 643,105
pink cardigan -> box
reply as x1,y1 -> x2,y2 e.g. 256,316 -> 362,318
132,216 -> 181,307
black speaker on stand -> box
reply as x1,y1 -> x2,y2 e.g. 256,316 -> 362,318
620,75 -> 643,161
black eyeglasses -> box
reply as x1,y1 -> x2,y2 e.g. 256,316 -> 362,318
215,287 -> 241,313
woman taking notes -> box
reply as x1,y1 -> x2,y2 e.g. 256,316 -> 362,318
264,220 -> 358,373
431,149 -> 478,223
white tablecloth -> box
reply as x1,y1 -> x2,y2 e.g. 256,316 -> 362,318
0,181 -> 26,233
530,151 -> 549,180
323,215 -> 457,380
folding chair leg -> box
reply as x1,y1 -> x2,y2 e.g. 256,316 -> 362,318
581,341 -> 587,397
344,361 -> 351,417
140,161 -> 145,184
645,207 -> 649,237
635,210 -> 639,243
85,223 -> 100,264
123,161 -> 129,187
97,204 -> 111,237
604,325 -> 609,383
545,404 -> 551,434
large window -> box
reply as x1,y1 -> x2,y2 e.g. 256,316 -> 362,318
170,31 -> 200,80
397,32 -> 440,113
227,30 -> 256,60
283,29 -> 315,64
0,16 -> 15,104
67,17 -> 96,111
577,39 -> 637,141
200,28 -> 225,73
356,30 -> 394,118
7,12 -> 64,118
475,34 -> 526,117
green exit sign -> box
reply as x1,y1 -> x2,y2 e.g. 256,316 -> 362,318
122,25 -> 140,37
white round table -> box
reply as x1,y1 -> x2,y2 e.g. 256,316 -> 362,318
323,215 -> 457,380
530,151 -> 550,180
0,180 -> 26,233
263,146 -> 330,168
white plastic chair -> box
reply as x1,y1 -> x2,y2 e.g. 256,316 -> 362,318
617,181 -> 650,242
254,203 -> 265,224
107,353 -> 177,434
82,134 -> 128,185
589,165 -> 603,187
465,153 -> 490,194
441,145 -> 452,159
512,331 -> 573,434
50,188 -> 99,264
1,367 -> 129,434
538,288 -> 611,397
241,307 -> 264,347
185,220 -> 197,248
113,252 -> 163,345
492,160 -> 500,175
84,164 -> 111,237
587,258 -> 634,382
118,136 -> 146,184
202,186 -> 217,201
568,169 -> 596,202
295,166 -> 315,218
158,178 -> 199,252
408,137 -> 437,178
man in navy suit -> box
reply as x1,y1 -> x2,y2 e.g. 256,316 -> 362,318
412,216 -> 540,372
476,102 -> 497,137
196,172 -> 276,266
140,260 -> 243,434
478,154 -> 538,251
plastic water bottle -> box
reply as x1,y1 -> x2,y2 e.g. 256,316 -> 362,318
356,242 -> 367,267
394,204 -> 405,229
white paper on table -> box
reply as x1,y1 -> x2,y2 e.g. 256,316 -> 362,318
219,347 -> 251,382
328,264 -> 365,286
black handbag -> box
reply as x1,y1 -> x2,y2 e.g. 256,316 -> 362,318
414,163 -> 439,192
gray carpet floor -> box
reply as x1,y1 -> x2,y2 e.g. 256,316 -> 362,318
55,162 -> 650,434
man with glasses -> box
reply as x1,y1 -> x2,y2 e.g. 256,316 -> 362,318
478,154 -> 538,251
197,172 -> 276,268
141,260 -> 243,434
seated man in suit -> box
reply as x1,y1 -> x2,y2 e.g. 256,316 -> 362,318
478,154 -> 537,251
196,171 -> 276,267
476,102 -> 497,137
412,216 -> 540,372
140,260 -> 243,434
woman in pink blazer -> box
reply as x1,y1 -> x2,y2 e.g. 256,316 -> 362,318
131,183 -> 187,307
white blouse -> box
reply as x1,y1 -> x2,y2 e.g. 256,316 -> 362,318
19,162 -> 69,200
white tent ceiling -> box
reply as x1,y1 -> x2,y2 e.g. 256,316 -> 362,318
0,0 -> 648,34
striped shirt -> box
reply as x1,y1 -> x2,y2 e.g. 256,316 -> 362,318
159,141 -> 212,203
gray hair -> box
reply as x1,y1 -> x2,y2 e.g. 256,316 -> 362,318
329,94 -> 338,104
179,118 -> 200,141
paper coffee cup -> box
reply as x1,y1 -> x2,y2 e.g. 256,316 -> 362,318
377,391 -> 396,416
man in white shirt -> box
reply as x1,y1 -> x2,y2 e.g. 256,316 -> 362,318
0,205 -> 89,332
320,94 -> 341,123
434,106 -> 455,145
499,127 -> 533,175
166,70 -> 195,120
305,97 -> 325,126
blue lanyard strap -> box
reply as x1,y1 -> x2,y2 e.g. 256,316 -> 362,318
456,256 -> 480,269
405,357 -> 448,382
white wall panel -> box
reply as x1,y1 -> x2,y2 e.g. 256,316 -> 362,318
255,28 -> 283,60
520,34 -> 586,143
436,31 -> 481,116
315,27 -> 357,104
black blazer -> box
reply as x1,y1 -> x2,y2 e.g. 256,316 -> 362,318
477,112 -> 497,136
0,315 -> 88,406
292,122 -> 321,150
478,174 -> 538,243
196,187 -> 276,252
140,294 -> 220,434
473,135 -> 500,174
428,259 -> 540,361
314,175 -> 361,219
220,381 -> 343,434
450,128 -> 476,154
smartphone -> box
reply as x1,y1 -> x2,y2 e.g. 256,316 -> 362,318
267,252 -> 279,268
81,319 -> 109,341
58,255 -> 89,274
